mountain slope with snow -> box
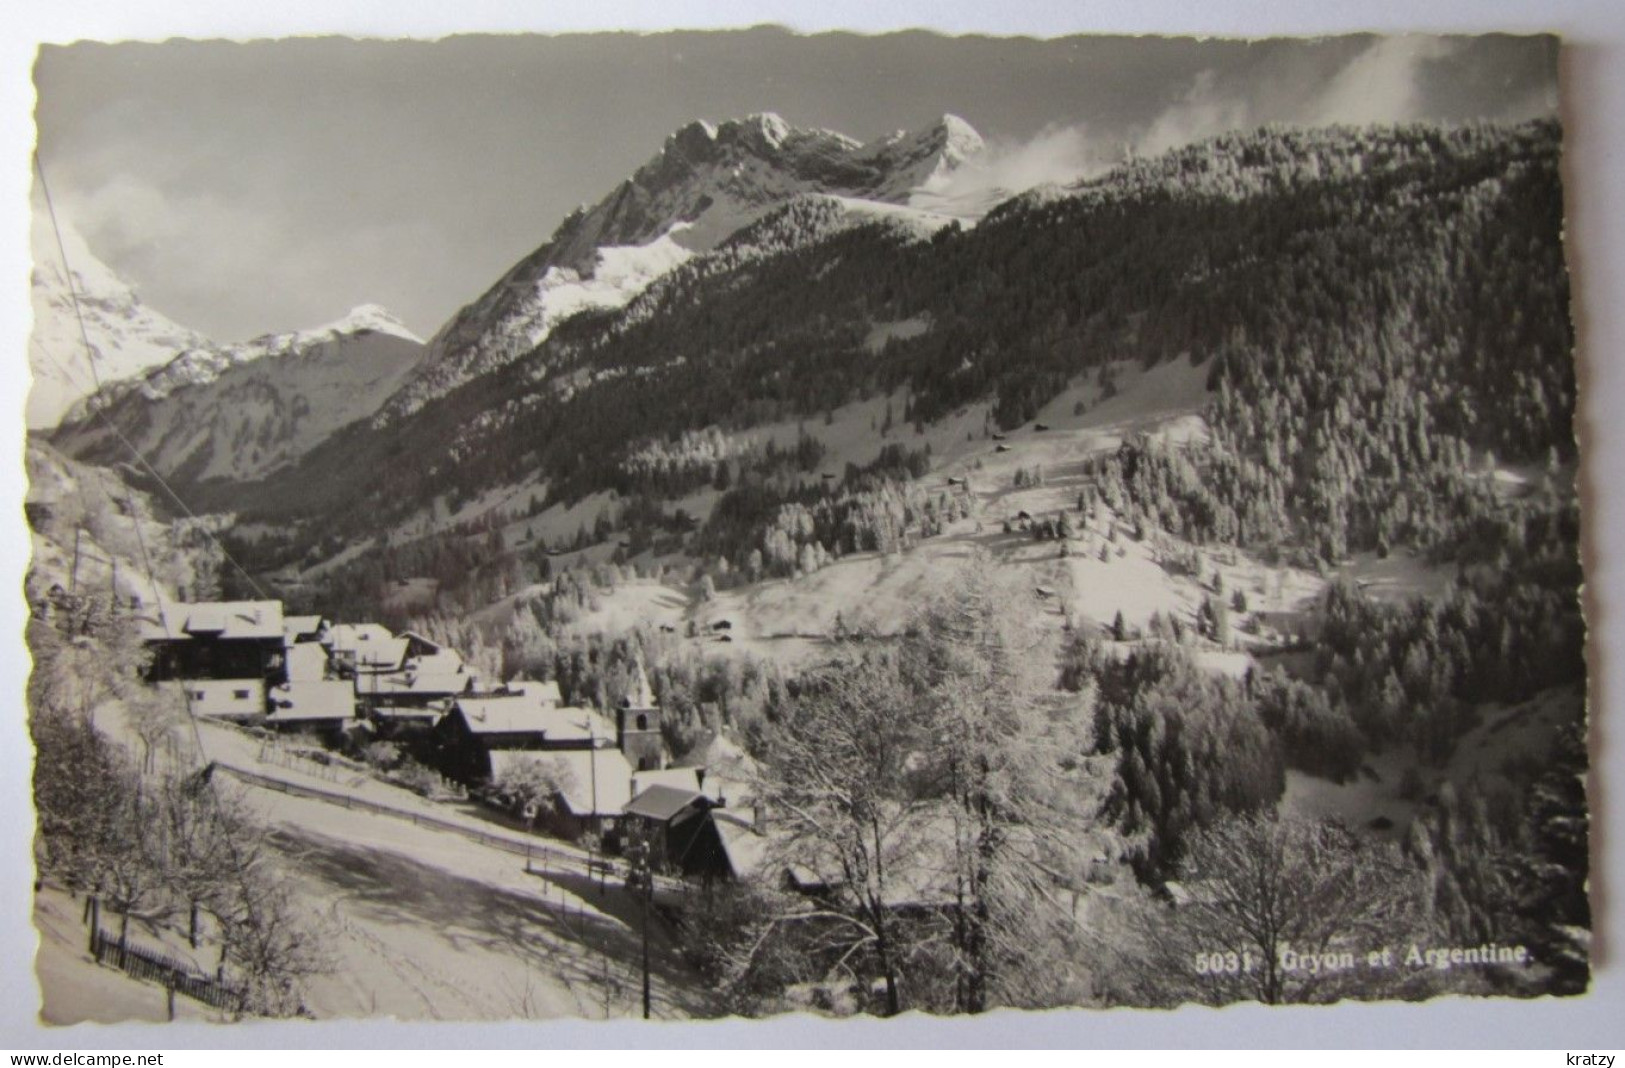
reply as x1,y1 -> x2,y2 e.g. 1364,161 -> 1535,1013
53,306 -> 425,484
383,112 -> 987,421
28,214 -> 212,429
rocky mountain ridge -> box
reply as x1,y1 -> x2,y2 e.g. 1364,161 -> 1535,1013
382,112 -> 988,421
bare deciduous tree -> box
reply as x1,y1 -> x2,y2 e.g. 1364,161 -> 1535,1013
1110,813 -> 1426,1007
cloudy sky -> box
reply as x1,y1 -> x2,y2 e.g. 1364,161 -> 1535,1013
32,29 -> 1557,342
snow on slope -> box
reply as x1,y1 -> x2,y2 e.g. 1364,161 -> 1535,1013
24,438 -> 216,609
384,113 -> 990,421
29,212 -> 211,429
66,303 -> 423,418
35,888 -> 219,1024
54,306 -> 426,483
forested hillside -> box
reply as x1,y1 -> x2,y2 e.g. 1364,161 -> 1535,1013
199,121 -> 1566,617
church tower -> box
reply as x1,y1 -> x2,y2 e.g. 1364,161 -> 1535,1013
617,657 -> 664,771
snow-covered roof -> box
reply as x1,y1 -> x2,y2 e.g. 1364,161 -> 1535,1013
714,812 -> 772,879
453,693 -> 612,740
623,784 -> 710,823
631,766 -> 720,801
283,614 -> 326,641
326,622 -> 395,651
139,600 -> 284,642
179,678 -> 265,718
364,669 -> 474,699
370,705 -> 441,722
285,642 -> 330,683
408,650 -> 464,674
502,678 -> 563,705
267,680 -> 355,723
777,815 -> 960,908
398,630 -> 446,655
489,748 -> 633,817
673,729 -> 755,774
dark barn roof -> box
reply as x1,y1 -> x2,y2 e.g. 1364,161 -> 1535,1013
623,784 -> 710,823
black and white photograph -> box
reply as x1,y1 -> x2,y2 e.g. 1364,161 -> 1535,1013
16,14 -> 1601,1034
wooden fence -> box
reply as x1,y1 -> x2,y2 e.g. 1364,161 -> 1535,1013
214,763 -> 686,897
89,924 -> 244,1012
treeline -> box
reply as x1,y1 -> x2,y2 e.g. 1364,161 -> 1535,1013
619,426 -> 827,499
1067,639 -> 1286,879
696,450 -> 965,581
1315,552 -> 1584,760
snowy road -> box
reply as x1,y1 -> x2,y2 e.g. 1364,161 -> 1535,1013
240,785 -> 718,1020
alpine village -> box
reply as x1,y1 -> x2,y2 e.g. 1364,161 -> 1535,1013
25,97 -> 1587,1022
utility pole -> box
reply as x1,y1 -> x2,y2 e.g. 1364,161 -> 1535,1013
627,834 -> 653,1020
69,527 -> 83,595
642,869 -> 652,1020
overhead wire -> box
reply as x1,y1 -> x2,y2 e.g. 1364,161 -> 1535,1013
32,149 -> 222,768
32,151 -> 273,604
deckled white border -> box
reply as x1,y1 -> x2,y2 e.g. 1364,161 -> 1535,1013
2,0 -> 1621,1050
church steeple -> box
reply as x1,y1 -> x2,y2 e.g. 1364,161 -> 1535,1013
616,656 -> 663,771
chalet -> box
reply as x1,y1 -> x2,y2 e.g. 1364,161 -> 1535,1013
433,688 -> 619,784
669,729 -> 758,806
284,641 -> 330,683
356,656 -> 475,708
178,678 -> 266,722
265,679 -> 357,736
621,785 -> 730,882
490,747 -> 634,841
140,600 -> 286,682
326,625 -> 479,712
325,623 -> 407,676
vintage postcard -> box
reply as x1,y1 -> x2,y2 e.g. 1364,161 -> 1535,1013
22,27 -> 1586,1027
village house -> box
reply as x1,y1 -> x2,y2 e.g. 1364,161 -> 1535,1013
265,678 -> 358,738
434,689 -> 620,776
174,677 -> 267,722
490,747 -> 635,842
282,613 -> 328,645
324,622 -> 406,676
431,679 -> 655,841
139,600 -> 287,683
621,784 -> 732,882
354,630 -> 476,712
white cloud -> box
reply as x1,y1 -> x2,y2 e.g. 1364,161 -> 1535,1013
1126,37 -> 1472,164
1298,36 -> 1459,128
1135,69 -> 1253,159
913,124 -> 1109,215
58,174 -> 438,340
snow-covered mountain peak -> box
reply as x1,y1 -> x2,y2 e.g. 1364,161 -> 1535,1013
933,115 -> 986,168
29,212 -> 213,429
60,301 -> 425,427
739,111 -> 791,150
383,111 -> 989,421
309,303 -> 423,345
